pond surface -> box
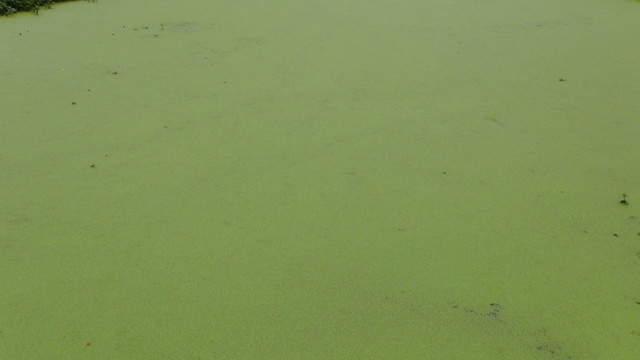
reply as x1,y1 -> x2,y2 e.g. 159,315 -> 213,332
1,0 -> 639,358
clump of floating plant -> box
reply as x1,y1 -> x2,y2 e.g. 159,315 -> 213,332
620,193 -> 629,206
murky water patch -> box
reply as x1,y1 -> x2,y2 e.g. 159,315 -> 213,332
383,294 -> 577,359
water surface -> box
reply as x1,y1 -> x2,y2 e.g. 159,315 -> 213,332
1,0 -> 639,358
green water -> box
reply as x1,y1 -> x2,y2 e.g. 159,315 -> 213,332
1,0 -> 639,358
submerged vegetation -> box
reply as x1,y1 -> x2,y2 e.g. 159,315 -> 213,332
0,0 -> 93,16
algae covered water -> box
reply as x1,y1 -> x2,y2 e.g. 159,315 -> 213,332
1,0 -> 639,358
